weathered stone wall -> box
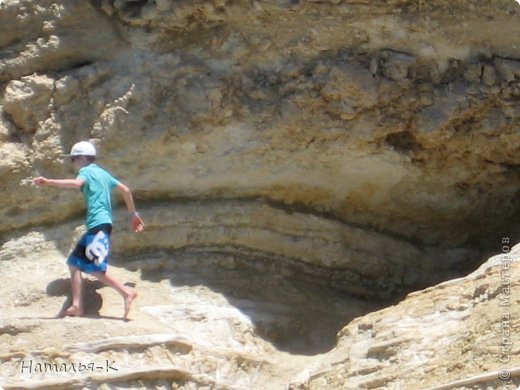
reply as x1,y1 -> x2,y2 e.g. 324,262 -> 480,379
1,1 -> 520,388
1,0 -> 519,296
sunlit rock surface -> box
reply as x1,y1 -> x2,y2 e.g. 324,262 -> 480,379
1,0 -> 519,388
1,229 -> 519,388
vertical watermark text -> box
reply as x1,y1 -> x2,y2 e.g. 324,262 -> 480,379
498,237 -> 512,383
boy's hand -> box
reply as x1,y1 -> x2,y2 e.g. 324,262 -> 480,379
131,213 -> 145,233
32,176 -> 49,186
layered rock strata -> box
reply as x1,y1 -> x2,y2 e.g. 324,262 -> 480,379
0,230 -> 518,389
1,0 -> 520,388
289,243 -> 520,389
1,0 -> 519,300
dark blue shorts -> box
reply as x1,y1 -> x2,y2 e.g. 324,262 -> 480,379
67,224 -> 112,273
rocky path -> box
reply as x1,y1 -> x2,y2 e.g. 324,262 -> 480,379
1,232 -> 519,389
0,236 -> 366,389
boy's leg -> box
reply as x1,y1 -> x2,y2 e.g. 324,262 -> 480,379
65,265 -> 85,317
91,269 -> 137,319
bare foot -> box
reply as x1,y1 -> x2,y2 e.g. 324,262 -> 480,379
64,305 -> 84,317
124,290 -> 138,319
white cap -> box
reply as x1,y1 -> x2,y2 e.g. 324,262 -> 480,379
64,141 -> 96,157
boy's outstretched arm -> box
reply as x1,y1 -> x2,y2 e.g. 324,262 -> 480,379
116,182 -> 145,233
32,176 -> 84,188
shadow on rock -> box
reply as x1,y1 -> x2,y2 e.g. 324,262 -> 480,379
135,252 -> 386,355
46,278 -> 103,318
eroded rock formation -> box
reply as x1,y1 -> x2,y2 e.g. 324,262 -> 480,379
1,0 -> 520,388
0,228 -> 519,389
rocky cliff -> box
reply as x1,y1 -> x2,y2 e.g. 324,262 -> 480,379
1,0 -> 519,389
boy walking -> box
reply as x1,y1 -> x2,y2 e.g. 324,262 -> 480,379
32,141 -> 145,319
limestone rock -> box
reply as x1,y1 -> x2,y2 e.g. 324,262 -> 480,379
1,229 -> 518,389
494,57 -> 520,82
1,0 -> 520,388
3,75 -> 55,134
482,64 -> 497,87
464,62 -> 483,84
378,50 -> 416,82
289,243 -> 520,389
320,63 -> 378,120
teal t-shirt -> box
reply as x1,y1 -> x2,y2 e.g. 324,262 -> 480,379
77,164 -> 120,229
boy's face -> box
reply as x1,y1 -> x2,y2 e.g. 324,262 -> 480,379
71,156 -> 86,171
